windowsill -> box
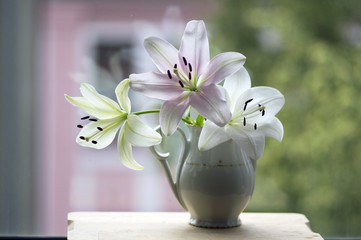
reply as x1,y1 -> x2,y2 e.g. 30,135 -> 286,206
67,212 -> 324,240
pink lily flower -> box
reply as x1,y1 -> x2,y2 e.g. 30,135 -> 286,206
130,20 -> 246,135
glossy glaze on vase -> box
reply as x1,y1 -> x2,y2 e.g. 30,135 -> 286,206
151,125 -> 255,228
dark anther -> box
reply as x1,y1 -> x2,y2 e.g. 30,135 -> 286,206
179,81 -> 184,88
167,70 -> 172,79
79,136 -> 86,140
245,98 -> 254,104
188,63 -> 192,72
254,123 -> 257,130
188,72 -> 192,80
77,125 -> 83,128
243,98 -> 254,111
97,127 -> 103,131
174,63 -> 177,69
81,116 -> 90,120
89,118 -> 98,122
92,140 -> 98,144
243,117 -> 246,126
182,57 -> 187,65
262,109 -> 265,116
258,104 -> 261,107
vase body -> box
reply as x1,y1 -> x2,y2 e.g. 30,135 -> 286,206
151,125 -> 255,228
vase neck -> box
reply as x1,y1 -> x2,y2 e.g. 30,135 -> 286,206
188,126 -> 202,142
188,125 -> 202,144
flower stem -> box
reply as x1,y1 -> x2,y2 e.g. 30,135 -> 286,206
181,117 -> 195,125
133,109 -> 160,115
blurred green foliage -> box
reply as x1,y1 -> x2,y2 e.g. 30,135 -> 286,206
213,0 -> 361,237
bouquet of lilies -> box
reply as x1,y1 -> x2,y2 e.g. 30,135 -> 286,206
65,20 -> 285,170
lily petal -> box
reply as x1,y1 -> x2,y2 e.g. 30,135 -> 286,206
76,116 -> 125,149
235,134 -> 265,162
115,79 -> 131,113
223,67 -> 251,111
160,93 -> 191,136
65,95 -> 121,119
129,72 -> 184,100
144,37 -> 179,73
190,84 -> 231,127
233,86 -> 285,119
117,127 -> 144,170
179,20 -> 210,75
124,114 -> 162,147
225,125 -> 265,161
80,83 -> 122,113
258,117 -> 284,142
198,120 -> 230,151
198,52 -> 246,86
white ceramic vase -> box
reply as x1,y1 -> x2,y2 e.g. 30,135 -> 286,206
150,125 -> 255,228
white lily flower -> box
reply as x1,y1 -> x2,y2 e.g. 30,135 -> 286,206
130,20 -> 246,136
198,67 -> 285,161
65,79 -> 162,170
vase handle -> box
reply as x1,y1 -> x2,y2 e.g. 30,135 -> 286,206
149,126 -> 189,211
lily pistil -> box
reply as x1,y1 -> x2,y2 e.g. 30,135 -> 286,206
167,57 -> 197,91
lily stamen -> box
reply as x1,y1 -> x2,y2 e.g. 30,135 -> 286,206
81,116 -> 90,120
167,70 -> 172,79
77,125 -> 83,128
256,105 -> 266,116
243,98 -> 254,111
250,105 -> 266,119
97,127 -> 103,131
182,56 -> 187,65
173,67 -> 192,88
173,68 -> 180,78
188,63 -> 192,72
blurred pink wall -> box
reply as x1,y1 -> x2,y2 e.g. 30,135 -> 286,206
39,0 -> 214,235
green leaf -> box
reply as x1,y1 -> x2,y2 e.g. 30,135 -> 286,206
196,115 -> 204,127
